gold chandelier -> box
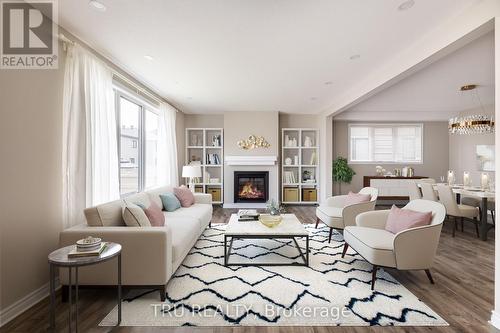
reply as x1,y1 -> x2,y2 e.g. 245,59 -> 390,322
448,85 -> 494,135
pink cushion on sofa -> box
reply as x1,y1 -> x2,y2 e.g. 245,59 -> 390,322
143,201 -> 165,227
174,186 -> 195,207
385,205 -> 432,234
344,191 -> 371,206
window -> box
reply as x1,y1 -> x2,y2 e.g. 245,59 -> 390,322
116,89 -> 161,195
348,124 -> 423,164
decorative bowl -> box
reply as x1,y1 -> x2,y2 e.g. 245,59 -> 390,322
76,236 -> 101,246
259,214 -> 282,228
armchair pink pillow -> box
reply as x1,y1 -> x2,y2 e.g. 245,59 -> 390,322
143,201 -> 165,227
385,205 -> 432,234
344,191 -> 371,206
174,186 -> 195,207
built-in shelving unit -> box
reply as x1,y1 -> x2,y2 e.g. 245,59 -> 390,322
281,128 -> 319,205
185,128 -> 224,204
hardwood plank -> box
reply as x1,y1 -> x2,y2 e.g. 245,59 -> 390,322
1,206 -> 494,333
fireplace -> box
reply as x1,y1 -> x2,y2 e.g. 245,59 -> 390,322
234,171 -> 269,203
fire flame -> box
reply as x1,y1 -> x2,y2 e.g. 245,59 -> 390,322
238,181 -> 264,199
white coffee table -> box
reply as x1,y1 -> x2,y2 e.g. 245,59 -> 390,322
224,213 -> 309,266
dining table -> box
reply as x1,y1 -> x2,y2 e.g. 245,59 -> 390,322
430,183 -> 495,241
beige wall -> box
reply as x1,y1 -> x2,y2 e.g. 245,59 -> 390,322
184,114 -> 223,128
449,106 -> 495,185
224,112 -> 279,156
332,120 -> 450,195
0,43 -> 66,311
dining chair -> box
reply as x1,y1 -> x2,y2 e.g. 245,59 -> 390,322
421,183 -> 439,202
407,181 -> 422,201
462,197 -> 496,225
436,184 -> 479,237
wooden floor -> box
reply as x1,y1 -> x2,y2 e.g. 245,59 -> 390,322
2,206 -> 495,333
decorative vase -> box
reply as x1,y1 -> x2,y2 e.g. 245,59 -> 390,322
269,207 -> 280,216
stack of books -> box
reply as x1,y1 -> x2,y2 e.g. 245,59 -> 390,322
237,209 -> 260,221
206,153 -> 220,165
68,237 -> 108,258
283,171 -> 297,184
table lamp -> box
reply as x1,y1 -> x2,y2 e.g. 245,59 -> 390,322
182,165 -> 202,192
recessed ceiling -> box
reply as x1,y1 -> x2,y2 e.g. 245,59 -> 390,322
336,31 -> 494,121
57,0 -> 479,114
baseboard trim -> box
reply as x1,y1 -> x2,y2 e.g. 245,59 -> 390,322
0,278 -> 60,327
490,310 -> 500,331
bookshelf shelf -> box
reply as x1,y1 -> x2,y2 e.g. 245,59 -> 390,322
281,128 -> 319,205
185,128 -> 224,204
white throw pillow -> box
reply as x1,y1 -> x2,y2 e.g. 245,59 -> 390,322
122,204 -> 151,227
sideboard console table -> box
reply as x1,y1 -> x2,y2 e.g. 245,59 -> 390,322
363,176 -> 427,200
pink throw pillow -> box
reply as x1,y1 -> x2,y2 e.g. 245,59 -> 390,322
174,186 -> 195,207
344,191 -> 371,206
385,205 -> 432,234
143,201 -> 165,227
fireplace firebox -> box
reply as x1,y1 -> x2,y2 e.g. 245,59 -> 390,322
234,171 -> 269,203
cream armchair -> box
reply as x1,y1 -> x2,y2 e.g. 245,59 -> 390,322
315,187 -> 378,242
342,199 -> 446,290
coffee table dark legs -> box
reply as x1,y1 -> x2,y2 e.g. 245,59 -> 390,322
48,255 -> 122,331
306,236 -> 309,266
224,235 -> 309,266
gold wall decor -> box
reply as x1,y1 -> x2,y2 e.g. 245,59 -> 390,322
237,135 -> 271,150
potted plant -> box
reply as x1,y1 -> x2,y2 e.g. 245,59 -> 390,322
332,157 -> 356,194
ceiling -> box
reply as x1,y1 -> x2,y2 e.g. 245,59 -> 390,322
57,0 -> 480,114
337,31 -> 495,121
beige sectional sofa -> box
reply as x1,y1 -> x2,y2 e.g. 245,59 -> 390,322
59,186 -> 212,300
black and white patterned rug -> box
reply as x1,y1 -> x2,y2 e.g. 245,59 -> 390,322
100,224 -> 447,327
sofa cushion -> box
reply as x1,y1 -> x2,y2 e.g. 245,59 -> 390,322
123,204 -> 151,227
165,203 -> 212,231
174,186 -> 195,207
124,192 -> 150,208
143,201 -> 165,227
85,199 -> 125,227
385,205 -> 432,234
344,226 -> 396,267
167,216 -> 200,264
160,193 -> 181,212
146,186 -> 174,209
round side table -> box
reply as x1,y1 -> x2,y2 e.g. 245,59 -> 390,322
48,242 -> 122,332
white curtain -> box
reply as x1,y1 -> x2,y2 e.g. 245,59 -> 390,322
157,102 -> 179,187
62,44 -> 120,228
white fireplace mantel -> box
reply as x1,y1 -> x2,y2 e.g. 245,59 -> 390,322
225,155 -> 277,166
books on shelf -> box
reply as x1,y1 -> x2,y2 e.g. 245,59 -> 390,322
283,171 -> 297,184
310,151 -> 317,165
206,153 -> 220,165
68,242 -> 108,258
